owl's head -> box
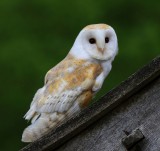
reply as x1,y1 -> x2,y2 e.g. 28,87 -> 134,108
70,24 -> 118,61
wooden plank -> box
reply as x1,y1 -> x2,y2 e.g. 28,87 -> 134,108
20,56 -> 160,151
56,76 -> 160,151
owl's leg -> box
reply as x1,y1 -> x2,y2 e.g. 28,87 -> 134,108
92,72 -> 105,92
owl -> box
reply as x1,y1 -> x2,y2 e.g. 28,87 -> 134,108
22,24 -> 118,142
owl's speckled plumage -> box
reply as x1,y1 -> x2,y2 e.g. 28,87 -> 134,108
22,24 -> 118,142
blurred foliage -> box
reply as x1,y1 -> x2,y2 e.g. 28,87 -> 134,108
0,0 -> 159,150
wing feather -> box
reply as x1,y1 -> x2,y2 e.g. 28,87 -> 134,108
37,88 -> 82,113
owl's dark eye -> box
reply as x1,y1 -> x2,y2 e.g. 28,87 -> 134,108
105,37 -> 109,43
89,38 -> 96,44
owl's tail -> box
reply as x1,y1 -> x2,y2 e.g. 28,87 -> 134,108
21,112 -> 65,142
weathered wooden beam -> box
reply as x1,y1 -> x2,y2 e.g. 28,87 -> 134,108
20,56 -> 160,151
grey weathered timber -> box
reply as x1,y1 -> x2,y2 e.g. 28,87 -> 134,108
20,56 -> 160,151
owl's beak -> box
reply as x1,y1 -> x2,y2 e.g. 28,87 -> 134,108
97,42 -> 105,54
98,47 -> 104,54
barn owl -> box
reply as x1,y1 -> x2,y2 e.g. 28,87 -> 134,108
22,24 -> 118,142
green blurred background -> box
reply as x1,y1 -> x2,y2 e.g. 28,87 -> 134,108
0,0 -> 159,150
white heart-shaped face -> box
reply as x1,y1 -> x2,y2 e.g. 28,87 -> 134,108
70,24 -> 118,61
